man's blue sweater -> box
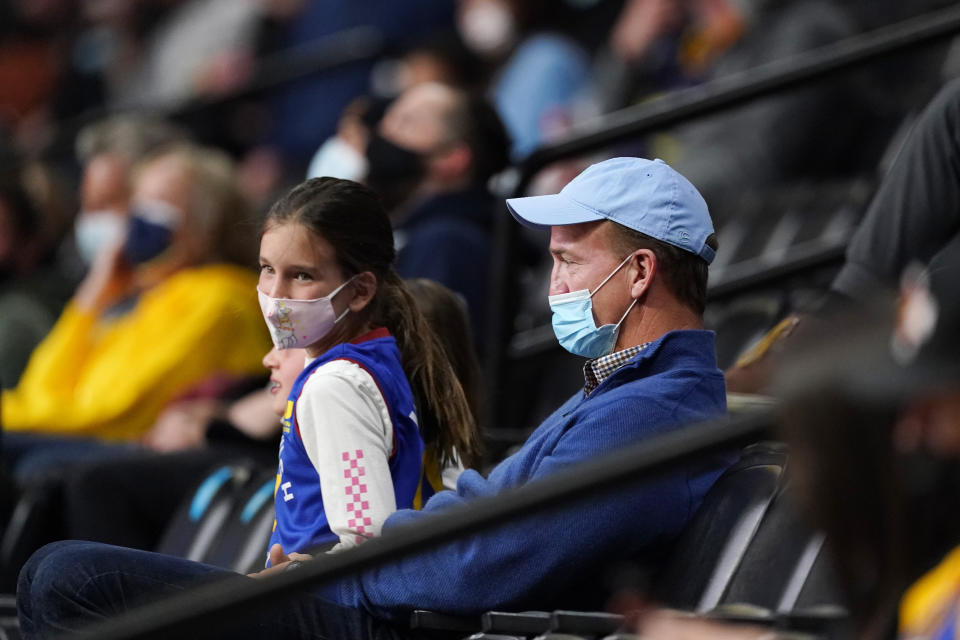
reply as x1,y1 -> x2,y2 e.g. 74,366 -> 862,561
320,329 -> 730,620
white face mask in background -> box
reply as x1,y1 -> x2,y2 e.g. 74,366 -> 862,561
457,0 -> 518,58
307,136 -> 369,183
257,277 -> 355,350
74,210 -> 126,266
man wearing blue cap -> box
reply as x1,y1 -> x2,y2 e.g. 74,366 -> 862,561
507,156 -> 718,361
18,158 -> 731,640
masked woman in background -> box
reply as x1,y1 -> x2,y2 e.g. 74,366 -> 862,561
1,144 -> 270,482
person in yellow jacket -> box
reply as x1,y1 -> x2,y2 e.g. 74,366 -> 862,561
2,143 -> 270,478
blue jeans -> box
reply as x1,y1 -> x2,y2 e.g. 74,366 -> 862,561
18,541 -> 418,640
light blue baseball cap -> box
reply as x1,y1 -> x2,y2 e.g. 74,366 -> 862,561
506,157 -> 716,264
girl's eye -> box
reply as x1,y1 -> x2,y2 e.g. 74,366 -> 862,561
294,272 -> 313,282
259,264 -> 274,275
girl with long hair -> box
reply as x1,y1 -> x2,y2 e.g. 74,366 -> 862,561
256,177 -> 480,562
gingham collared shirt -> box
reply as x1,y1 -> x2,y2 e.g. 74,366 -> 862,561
583,342 -> 653,395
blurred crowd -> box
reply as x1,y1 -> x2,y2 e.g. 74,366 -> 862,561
0,0 -> 951,384
2,0 -> 960,637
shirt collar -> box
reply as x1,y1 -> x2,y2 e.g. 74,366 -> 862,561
583,342 -> 653,395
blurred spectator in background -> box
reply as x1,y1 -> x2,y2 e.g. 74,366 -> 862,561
597,0 -> 870,222
727,78 -> 960,394
307,33 -> 482,184
2,143 -> 270,482
72,115 -> 188,265
365,83 -> 510,350
773,248 -> 960,640
257,0 -> 455,165
0,0 -> 77,152
456,0 -> 592,159
53,0 -> 262,117
0,166 -> 73,389
0,115 -> 185,388
832,78 -> 960,304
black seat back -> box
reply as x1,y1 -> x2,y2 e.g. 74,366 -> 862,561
156,464 -> 258,561
652,442 -> 787,611
201,469 -> 277,574
719,482 -> 831,611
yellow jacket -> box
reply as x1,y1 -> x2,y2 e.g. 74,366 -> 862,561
900,545 -> 960,640
2,264 -> 271,441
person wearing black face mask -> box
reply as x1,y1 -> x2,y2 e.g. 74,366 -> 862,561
363,83 -> 510,352
363,133 -> 429,214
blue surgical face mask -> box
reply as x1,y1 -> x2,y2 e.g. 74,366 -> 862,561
548,254 -> 639,358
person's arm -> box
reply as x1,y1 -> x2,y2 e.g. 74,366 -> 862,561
2,302 -> 99,403
834,78 -> 960,299
297,360 -> 398,552
226,389 -> 284,440
1,267 -> 270,439
322,383 -> 729,620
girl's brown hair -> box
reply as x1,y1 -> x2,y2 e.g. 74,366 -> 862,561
263,177 -> 481,468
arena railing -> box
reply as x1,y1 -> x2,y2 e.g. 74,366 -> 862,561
64,408 -> 774,640
43,25 -> 388,160
483,2 -> 960,429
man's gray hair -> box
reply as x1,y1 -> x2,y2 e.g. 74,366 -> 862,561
75,115 -> 188,165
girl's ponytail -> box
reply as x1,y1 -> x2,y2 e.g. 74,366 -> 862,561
379,270 -> 481,468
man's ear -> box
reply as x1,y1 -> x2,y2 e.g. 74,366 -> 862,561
348,272 -> 378,312
629,249 -> 657,300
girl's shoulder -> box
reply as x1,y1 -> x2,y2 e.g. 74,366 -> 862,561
295,359 -> 389,428
304,358 -> 378,391
316,329 -> 400,369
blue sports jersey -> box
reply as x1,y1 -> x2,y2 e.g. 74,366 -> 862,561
268,328 -> 441,561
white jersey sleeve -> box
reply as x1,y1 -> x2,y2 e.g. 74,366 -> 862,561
295,359 -> 397,552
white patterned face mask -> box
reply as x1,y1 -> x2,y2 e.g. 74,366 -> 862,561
257,278 -> 354,350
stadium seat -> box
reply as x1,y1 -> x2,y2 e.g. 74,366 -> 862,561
409,443 -> 838,640
0,475 -> 64,593
0,594 -> 18,640
199,469 -> 278,573
156,463 -> 264,562
651,442 -> 787,610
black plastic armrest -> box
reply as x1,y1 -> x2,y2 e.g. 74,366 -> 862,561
482,611 -> 551,635
409,609 -> 479,633
550,611 -> 625,636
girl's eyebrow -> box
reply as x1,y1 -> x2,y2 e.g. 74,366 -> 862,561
285,264 -> 318,273
258,256 -> 318,273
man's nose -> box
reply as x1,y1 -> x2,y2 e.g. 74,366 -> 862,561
548,265 -> 568,296
549,273 -> 570,296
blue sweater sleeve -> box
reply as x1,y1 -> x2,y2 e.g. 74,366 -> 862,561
320,377 -> 727,620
